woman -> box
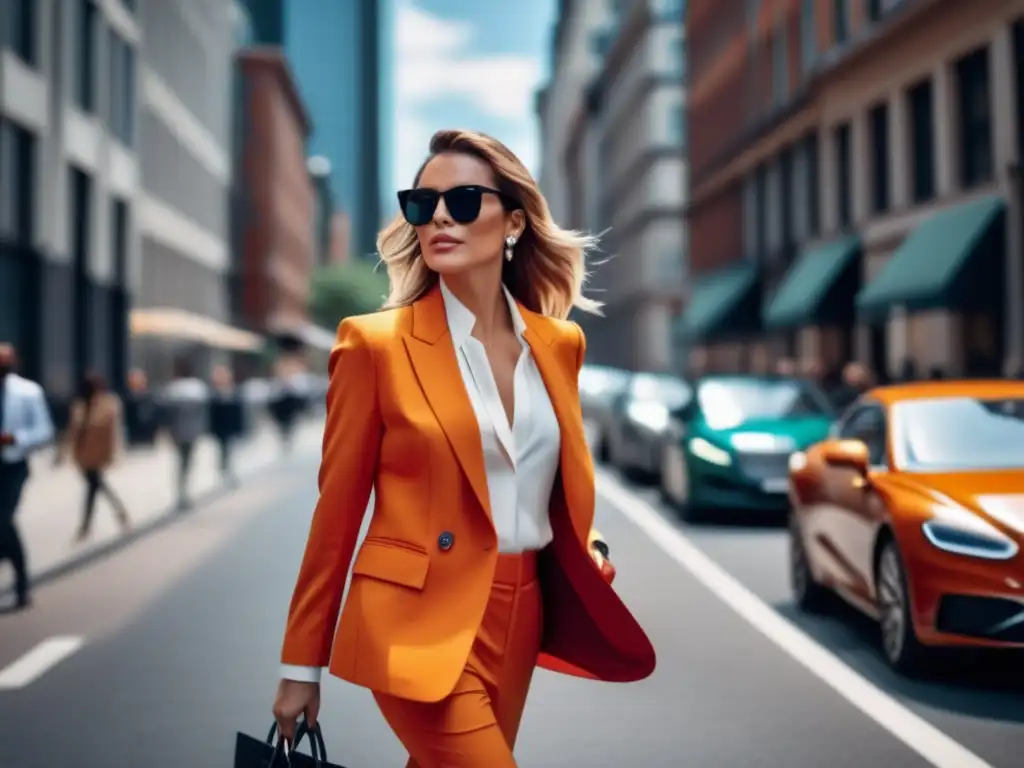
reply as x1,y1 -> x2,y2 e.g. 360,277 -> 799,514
63,373 -> 130,541
272,130 -> 655,766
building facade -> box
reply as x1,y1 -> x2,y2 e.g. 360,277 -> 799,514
236,48 -> 314,343
245,0 -> 389,261
683,0 -> 1024,380
0,0 -> 141,407
133,0 -> 261,381
539,0 -> 688,372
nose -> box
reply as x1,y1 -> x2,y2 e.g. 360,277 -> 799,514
432,195 -> 453,225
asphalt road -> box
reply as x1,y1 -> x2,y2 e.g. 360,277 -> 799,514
0,450 -> 1020,766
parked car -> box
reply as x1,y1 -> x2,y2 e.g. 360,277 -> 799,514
606,372 -> 692,481
788,380 -> 1024,674
659,375 -> 833,520
578,364 -> 631,462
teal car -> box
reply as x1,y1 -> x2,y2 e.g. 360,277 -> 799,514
658,375 -> 834,520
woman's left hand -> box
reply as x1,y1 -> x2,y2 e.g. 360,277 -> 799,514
590,540 -> 616,585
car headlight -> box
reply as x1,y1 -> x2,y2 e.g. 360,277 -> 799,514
688,436 -> 732,466
625,401 -> 670,432
922,504 -> 1019,560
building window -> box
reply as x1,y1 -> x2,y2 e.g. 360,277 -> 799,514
833,0 -> 849,46
834,122 -> 852,228
955,48 -> 994,188
652,0 -> 686,18
753,164 -> 767,259
1,0 -> 36,65
800,0 -> 817,74
74,0 -> 98,113
779,145 -> 794,249
1013,19 -> 1023,161
668,35 -> 686,78
0,119 -> 36,243
108,32 -> 136,146
804,132 -> 820,235
771,24 -> 789,107
906,78 -> 935,203
668,104 -> 686,147
869,102 -> 890,214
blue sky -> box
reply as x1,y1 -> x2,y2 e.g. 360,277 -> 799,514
392,0 -> 557,192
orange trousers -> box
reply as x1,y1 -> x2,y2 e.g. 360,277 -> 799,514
374,551 -> 543,767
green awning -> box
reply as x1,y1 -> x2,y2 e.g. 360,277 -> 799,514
856,194 -> 1005,321
677,261 -> 760,342
764,235 -> 861,329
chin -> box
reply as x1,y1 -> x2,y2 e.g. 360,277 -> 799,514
423,252 -> 476,274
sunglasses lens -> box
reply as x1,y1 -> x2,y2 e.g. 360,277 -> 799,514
402,190 -> 437,226
444,188 -> 483,223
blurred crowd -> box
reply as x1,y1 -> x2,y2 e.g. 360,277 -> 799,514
0,341 -> 327,611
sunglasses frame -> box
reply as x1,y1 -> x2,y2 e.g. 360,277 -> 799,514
397,185 -> 521,226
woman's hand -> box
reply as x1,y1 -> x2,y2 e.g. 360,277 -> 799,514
272,679 -> 320,742
589,538 -> 616,585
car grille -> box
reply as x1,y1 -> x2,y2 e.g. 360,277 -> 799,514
936,594 -> 1024,643
736,451 -> 791,482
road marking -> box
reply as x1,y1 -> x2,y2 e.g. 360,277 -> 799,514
0,636 -> 85,690
595,472 -> 995,768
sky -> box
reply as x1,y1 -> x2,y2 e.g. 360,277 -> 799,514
391,0 -> 557,193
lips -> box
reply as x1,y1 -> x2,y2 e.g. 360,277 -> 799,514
430,234 -> 463,248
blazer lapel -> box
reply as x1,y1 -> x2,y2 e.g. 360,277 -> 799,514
402,286 -> 493,521
520,310 -> 594,549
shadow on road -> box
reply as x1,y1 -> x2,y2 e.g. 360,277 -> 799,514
776,597 -> 1024,723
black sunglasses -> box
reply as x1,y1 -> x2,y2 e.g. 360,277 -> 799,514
397,185 -> 519,226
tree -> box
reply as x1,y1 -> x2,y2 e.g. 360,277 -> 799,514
309,260 -> 389,329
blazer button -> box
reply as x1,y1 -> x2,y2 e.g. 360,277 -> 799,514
438,531 -> 454,551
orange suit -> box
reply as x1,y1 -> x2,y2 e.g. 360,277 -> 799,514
281,286 -> 655,763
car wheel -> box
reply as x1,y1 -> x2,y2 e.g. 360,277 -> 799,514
789,513 -> 830,613
876,539 -> 928,675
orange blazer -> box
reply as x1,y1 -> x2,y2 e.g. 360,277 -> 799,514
281,285 -> 656,703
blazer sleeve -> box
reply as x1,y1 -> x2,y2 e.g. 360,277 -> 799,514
280,318 -> 383,672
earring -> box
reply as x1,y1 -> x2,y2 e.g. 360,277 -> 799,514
504,235 -> 517,262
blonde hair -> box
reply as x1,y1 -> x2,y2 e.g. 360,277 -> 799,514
378,129 -> 602,320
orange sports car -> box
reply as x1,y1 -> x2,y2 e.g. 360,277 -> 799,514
788,379 -> 1024,674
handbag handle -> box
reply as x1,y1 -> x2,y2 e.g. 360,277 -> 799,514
264,720 -> 328,766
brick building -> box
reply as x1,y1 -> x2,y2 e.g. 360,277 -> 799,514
682,0 -> 1024,380
236,47 -> 315,341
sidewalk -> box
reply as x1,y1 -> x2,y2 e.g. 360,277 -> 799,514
0,419 -> 324,596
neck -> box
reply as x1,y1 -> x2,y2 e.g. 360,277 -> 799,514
442,266 -> 511,340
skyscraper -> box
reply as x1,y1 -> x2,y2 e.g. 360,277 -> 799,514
245,0 -> 391,261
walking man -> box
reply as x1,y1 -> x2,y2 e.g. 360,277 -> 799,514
0,343 -> 55,610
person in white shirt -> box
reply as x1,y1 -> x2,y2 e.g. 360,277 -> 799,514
271,130 -> 654,766
0,343 -> 55,609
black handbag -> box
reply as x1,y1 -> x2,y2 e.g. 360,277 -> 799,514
234,720 -> 346,767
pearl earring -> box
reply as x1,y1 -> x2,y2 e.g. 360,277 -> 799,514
504,235 -> 517,262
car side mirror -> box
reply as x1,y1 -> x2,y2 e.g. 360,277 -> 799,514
821,439 -> 870,474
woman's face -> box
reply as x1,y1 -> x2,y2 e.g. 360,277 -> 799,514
412,152 -> 523,276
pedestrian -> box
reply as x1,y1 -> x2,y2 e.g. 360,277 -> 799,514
831,361 -> 872,411
123,368 -> 160,448
209,365 -> 245,487
268,358 -> 305,455
271,129 -> 653,766
775,357 -> 798,377
0,342 -> 55,610
161,358 -> 210,511
59,372 -> 131,542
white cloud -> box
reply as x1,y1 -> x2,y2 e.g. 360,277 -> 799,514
393,1 -> 544,189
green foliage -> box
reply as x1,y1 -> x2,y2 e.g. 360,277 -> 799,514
309,260 -> 389,328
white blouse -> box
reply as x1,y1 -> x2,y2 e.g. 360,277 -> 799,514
281,280 -> 562,683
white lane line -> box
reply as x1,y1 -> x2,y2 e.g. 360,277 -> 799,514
0,636 -> 85,690
595,472 -> 995,768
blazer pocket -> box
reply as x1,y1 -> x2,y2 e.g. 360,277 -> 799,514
351,537 -> 430,590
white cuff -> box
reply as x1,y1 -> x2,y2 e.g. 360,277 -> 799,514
280,664 -> 322,683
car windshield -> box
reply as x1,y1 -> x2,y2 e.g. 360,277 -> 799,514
697,378 -> 831,430
579,365 -> 630,397
628,374 -> 691,410
893,397 -> 1024,471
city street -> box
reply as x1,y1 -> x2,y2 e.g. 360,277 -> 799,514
0,430 -> 1022,766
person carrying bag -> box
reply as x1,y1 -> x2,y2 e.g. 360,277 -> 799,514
235,720 -> 346,767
